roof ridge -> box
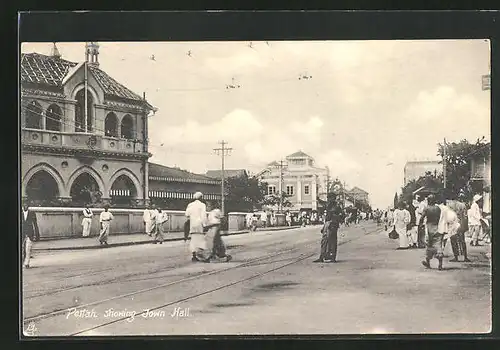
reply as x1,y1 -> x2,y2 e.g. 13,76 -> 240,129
89,65 -> 143,100
149,162 -> 215,180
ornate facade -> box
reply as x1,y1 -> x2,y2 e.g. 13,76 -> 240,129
256,151 -> 329,212
21,44 -> 156,207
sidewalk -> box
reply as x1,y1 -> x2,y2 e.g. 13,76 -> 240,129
33,225 -> 303,251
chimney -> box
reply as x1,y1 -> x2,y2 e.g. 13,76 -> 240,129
51,42 -> 61,58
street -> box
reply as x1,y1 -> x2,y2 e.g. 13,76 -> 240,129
22,222 -> 491,336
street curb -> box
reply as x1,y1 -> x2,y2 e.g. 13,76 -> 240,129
34,226 -> 302,251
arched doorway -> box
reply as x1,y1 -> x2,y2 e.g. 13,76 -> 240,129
75,89 -> 94,133
120,114 -> 134,139
25,170 -> 59,205
110,174 -> 137,206
105,112 -> 118,137
70,172 -> 102,206
25,101 -> 43,129
46,104 -> 62,131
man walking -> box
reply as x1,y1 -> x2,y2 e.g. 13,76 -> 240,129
153,208 -> 168,244
419,195 -> 444,270
314,205 -> 342,263
185,192 -> 210,262
21,203 -> 40,269
143,205 -> 154,237
446,192 -> 471,262
99,204 -> 113,246
415,195 -> 427,248
205,205 -> 232,262
468,194 -> 483,246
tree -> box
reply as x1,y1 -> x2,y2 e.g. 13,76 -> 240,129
393,192 -> 399,208
438,137 -> 490,201
400,171 -> 443,204
224,175 -> 268,212
262,192 -> 293,210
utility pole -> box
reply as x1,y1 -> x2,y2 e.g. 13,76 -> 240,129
443,138 -> 447,189
213,140 -> 232,215
278,159 -> 286,213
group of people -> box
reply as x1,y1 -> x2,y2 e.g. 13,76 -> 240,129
386,191 -> 490,270
184,192 -> 232,263
21,202 -> 116,268
143,205 -> 170,244
80,203 -> 117,246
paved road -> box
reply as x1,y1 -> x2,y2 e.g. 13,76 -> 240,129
22,222 -> 491,336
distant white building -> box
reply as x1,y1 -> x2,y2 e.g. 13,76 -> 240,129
404,160 -> 442,186
256,151 -> 329,212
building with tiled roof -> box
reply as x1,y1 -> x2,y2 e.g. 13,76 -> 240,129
148,163 -> 222,210
256,150 -> 329,213
21,42 -> 157,208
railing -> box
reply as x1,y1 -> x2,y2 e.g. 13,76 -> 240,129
22,128 -> 146,154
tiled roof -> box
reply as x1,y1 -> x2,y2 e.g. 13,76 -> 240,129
286,150 -> 312,159
149,162 -> 220,184
267,161 -> 280,166
21,53 -> 153,108
206,169 -> 248,179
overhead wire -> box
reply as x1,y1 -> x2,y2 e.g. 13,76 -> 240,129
19,100 -> 212,156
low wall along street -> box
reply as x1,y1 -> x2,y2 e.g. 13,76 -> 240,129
29,207 -> 286,240
31,207 -> 188,240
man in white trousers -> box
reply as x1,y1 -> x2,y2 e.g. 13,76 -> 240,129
21,203 -> 40,269
185,192 -> 210,262
82,203 -> 93,237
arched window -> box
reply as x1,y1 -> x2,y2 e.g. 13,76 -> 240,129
110,174 -> 137,206
25,170 -> 59,203
75,89 -> 93,133
25,101 -> 43,129
105,112 -> 118,137
120,114 -> 134,139
46,104 -> 62,131
70,172 -> 101,206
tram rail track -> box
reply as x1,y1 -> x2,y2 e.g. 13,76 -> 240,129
23,225 -> 381,334
69,227 -> 380,336
23,235 -> 303,299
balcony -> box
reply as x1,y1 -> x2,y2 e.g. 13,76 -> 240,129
22,128 -> 147,155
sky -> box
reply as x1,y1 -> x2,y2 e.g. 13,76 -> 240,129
21,40 -> 491,209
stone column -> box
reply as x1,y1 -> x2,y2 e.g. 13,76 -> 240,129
65,101 -> 77,133
311,177 -> 318,211
296,177 -> 302,207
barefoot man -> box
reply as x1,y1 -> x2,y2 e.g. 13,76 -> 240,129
419,195 -> 444,270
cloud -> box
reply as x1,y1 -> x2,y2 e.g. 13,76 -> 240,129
404,86 -> 490,141
317,149 -> 363,179
151,109 -> 264,146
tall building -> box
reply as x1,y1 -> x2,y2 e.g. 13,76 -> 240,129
256,151 -> 329,212
403,160 -> 442,186
21,43 -> 156,207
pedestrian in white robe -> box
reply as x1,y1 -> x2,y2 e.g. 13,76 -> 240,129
185,192 -> 210,262
99,204 -> 113,246
143,206 -> 153,236
153,208 -> 168,244
393,203 -> 411,249
82,204 -> 93,237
